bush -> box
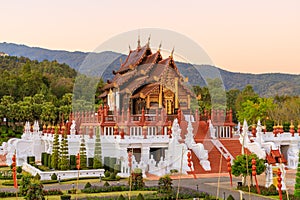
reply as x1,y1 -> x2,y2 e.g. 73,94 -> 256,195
104,157 -> 110,171
41,152 -> 47,166
237,184 -> 279,196
67,189 -> 76,194
88,158 -> 94,169
104,170 -> 110,178
27,156 -> 35,165
43,189 -> 63,195
158,175 -> 172,193
41,180 -> 58,184
0,191 -> 18,197
81,184 -> 130,193
60,195 -> 71,200
16,166 -> 22,174
84,182 -> 92,189
118,194 -> 125,200
69,155 -> 76,170
114,164 -> 121,173
104,181 -> 110,187
109,172 -> 116,180
37,165 -> 50,171
34,173 -> 41,180
2,180 -> 21,186
227,194 -> 235,200
137,193 -> 145,200
51,173 -> 57,180
109,157 -> 117,172
48,154 -> 52,168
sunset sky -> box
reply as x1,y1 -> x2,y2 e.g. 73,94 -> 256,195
1,0 -> 299,74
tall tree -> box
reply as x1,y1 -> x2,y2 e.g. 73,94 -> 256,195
232,153 -> 265,185
40,102 -> 57,124
207,78 -> 226,110
226,89 -> 241,123
51,127 -> 60,170
93,126 -> 102,169
235,85 -> 259,114
237,97 -> 275,124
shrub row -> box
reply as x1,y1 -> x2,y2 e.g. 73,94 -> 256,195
0,191 -> 19,197
0,174 -> 22,180
81,184 -> 130,193
237,184 -> 282,196
43,189 -> 63,196
2,176 -> 101,185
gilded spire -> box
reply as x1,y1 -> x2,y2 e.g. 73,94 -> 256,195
170,47 -> 175,58
158,42 -> 162,52
290,120 -> 294,129
137,35 -> 141,49
128,45 -> 131,52
147,34 -> 151,48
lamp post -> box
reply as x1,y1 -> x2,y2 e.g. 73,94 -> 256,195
252,158 -> 260,194
226,156 -> 232,187
277,168 -> 282,200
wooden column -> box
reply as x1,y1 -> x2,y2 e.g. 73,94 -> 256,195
146,95 -> 150,109
175,78 -> 178,109
159,85 -> 163,108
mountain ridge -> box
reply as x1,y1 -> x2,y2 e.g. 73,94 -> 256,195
1,42 -> 299,97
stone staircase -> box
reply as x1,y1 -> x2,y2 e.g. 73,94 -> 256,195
191,138 -> 248,174
191,139 -> 228,173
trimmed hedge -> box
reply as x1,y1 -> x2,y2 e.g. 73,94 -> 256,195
60,195 -> 71,200
70,155 -> 76,170
0,174 -> 22,180
43,189 -> 63,196
81,184 -> 130,193
27,156 -> 35,165
0,191 -> 19,197
88,158 -> 94,169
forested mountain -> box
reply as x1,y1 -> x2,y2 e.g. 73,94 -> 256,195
1,42 -> 300,97
0,56 -> 77,101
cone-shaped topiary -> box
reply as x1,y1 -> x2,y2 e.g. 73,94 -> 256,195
93,126 -> 102,169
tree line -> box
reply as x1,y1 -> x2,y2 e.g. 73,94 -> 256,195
193,78 -> 300,131
1,55 -> 299,136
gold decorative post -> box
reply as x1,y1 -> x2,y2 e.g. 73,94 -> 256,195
159,85 -> 163,108
175,78 -> 178,109
146,95 -> 150,109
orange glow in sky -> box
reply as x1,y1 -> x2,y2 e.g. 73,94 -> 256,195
1,0 -> 299,74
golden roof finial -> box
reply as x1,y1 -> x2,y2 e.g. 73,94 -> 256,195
170,47 -> 175,58
137,35 -> 141,49
147,34 -> 151,47
158,42 -> 162,52
129,45 -> 131,52
290,120 -> 294,129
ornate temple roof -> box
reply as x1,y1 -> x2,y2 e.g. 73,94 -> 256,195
100,41 -> 194,98
116,45 -> 151,74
